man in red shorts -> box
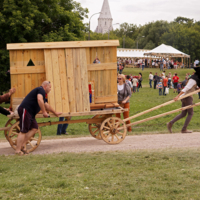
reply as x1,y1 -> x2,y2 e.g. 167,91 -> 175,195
15,81 -> 62,155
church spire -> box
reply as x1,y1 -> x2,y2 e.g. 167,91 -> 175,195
99,0 -> 112,19
95,0 -> 113,34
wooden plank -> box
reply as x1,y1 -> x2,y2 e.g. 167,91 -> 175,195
30,50 -> 39,89
58,49 -> 70,113
13,97 -> 24,105
16,50 -> 25,98
86,48 -> 91,64
38,73 -> 46,86
97,47 -> 105,63
110,69 -> 117,96
87,63 -> 117,71
23,50 -> 32,96
44,49 -> 56,110
10,66 -> 45,74
95,95 -> 118,104
90,47 -> 97,64
80,48 -> 90,112
73,49 -> 83,112
65,49 -> 76,113
7,40 -> 120,50
51,49 -> 62,112
9,50 -> 17,68
35,108 -> 125,118
10,75 -> 18,99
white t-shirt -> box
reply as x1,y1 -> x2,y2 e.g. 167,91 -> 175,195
118,84 -> 124,91
149,74 -> 153,80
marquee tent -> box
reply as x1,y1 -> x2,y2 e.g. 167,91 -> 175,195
143,44 -> 190,58
117,49 -> 151,58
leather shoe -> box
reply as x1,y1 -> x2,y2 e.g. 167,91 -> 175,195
167,122 -> 172,133
181,130 -> 192,133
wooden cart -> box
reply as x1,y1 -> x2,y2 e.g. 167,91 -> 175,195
1,40 -> 130,153
2,40 -> 199,154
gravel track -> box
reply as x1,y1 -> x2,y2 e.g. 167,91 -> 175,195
1,132 -> 200,155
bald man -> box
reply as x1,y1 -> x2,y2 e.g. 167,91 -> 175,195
15,81 -> 62,155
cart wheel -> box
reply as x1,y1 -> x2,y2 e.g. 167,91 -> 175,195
8,121 -> 42,153
88,115 -> 103,140
100,117 -> 127,144
4,118 -> 17,141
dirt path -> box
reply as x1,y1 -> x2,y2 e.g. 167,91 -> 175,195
1,132 -> 200,155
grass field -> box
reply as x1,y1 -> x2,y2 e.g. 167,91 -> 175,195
1,68 -> 200,199
0,68 -> 199,140
1,149 -> 200,199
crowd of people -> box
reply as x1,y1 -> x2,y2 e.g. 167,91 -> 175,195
117,58 -> 199,71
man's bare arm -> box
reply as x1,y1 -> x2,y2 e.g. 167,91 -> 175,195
37,94 -> 49,117
44,102 -> 62,117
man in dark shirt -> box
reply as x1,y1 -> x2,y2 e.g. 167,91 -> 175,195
15,81 -> 62,155
182,76 -> 188,88
153,72 -> 158,89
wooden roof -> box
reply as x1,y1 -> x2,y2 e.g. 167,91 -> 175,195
7,40 -> 119,50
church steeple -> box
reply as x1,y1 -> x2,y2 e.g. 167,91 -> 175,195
95,0 -> 113,34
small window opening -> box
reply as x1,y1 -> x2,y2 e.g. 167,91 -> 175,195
27,59 -> 35,66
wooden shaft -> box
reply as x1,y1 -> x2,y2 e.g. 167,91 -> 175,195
0,127 -> 10,132
38,117 -> 107,127
125,102 -> 200,128
124,89 -> 200,122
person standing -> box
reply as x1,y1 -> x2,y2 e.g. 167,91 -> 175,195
149,72 -> 153,88
142,60 -> 145,71
132,76 -> 138,93
15,81 -> 62,155
167,67 -> 200,133
172,73 -> 179,93
168,72 -> 172,88
163,75 -> 168,96
160,59 -> 163,71
158,79 -> 163,95
57,117 -> 71,135
116,74 -> 132,132
153,72 -> 158,89
138,73 -> 143,89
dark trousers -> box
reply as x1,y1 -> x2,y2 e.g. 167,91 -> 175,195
170,96 -> 193,131
163,86 -> 167,95
154,80 -> 157,89
159,88 -> 162,95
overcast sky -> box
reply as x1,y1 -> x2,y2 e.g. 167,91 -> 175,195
76,0 -> 200,31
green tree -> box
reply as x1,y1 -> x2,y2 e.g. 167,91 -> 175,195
0,0 -> 88,93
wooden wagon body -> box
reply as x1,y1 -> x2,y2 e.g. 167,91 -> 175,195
7,40 -> 120,115
1,40 -> 131,153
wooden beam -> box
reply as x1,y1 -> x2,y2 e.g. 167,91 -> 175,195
10,66 -> 45,74
37,117 -> 108,127
8,108 -> 127,119
126,102 -> 200,128
95,95 -> 117,103
124,88 -> 200,122
87,63 -> 117,71
7,40 -> 120,50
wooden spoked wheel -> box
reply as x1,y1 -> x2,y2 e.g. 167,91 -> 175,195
8,121 -> 42,153
4,118 -> 17,141
88,115 -> 103,140
100,117 -> 127,144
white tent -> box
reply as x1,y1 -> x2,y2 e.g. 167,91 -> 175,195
117,49 -> 153,58
143,44 -> 190,58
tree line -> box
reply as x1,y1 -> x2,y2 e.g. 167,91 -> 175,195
0,0 -> 199,92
